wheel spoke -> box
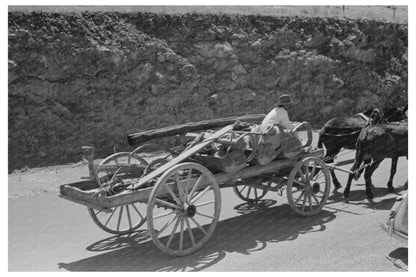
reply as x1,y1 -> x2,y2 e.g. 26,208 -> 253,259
312,194 -> 321,206
185,217 -> 196,247
153,210 -> 175,220
293,179 -> 306,187
131,203 -> 144,220
165,183 -> 181,205
126,205 -> 132,229
157,214 -> 178,237
188,174 -> 205,201
179,217 -> 184,251
295,191 -> 306,205
309,163 -> 317,180
104,207 -> 117,227
194,200 -> 215,207
117,206 -> 124,231
190,216 -> 208,235
155,198 -> 180,210
313,170 -> 324,180
196,211 -> 215,220
308,194 -> 313,211
303,165 -> 310,181
175,173 -> 186,203
246,187 -> 252,198
185,168 -> 193,198
239,186 -> 247,194
191,185 -> 211,204
166,216 -> 181,248
254,188 -> 258,199
301,193 -> 308,211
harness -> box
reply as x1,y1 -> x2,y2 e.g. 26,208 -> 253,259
320,110 -> 381,137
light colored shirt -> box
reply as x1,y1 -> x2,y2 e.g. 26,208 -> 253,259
261,107 -> 295,130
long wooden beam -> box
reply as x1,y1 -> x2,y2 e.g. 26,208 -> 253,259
126,114 -> 265,146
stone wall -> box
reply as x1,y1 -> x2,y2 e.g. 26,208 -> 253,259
8,12 -> 407,171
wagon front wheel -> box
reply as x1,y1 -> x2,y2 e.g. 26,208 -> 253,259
287,157 -> 331,216
147,162 -> 221,256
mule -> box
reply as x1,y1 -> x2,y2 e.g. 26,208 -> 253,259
343,121 -> 408,200
317,106 -> 407,189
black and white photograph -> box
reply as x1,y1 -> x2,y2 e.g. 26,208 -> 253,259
6,1 -> 410,272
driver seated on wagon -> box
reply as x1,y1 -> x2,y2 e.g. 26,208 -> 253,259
252,94 -> 304,165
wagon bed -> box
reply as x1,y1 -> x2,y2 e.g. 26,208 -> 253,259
59,115 -> 331,256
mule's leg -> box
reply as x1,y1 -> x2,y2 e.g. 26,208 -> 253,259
387,156 -> 398,192
344,160 -> 361,201
364,159 -> 382,199
326,146 -> 343,189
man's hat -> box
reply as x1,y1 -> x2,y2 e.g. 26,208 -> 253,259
277,94 -> 296,106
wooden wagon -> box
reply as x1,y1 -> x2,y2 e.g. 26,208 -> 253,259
59,115 -> 332,256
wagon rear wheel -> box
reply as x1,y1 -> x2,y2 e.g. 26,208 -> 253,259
287,157 -> 330,216
88,153 -> 148,234
233,185 -> 267,202
88,203 -> 147,235
147,162 -> 221,256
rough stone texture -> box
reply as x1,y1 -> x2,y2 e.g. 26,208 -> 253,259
8,12 -> 407,171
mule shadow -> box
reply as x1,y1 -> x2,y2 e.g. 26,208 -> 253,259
58,201 -> 336,271
327,185 -> 406,211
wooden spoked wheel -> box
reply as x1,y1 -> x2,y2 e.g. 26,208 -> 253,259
88,203 -> 147,235
147,162 -> 221,256
287,157 -> 331,216
88,152 -> 148,234
233,185 -> 267,203
99,152 -> 148,171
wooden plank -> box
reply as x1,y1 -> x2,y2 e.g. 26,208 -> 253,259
131,125 -> 234,190
126,114 -> 265,146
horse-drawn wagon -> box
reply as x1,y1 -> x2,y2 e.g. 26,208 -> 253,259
59,114 -> 332,256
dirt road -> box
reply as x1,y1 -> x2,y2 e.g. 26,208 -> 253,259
8,148 -> 408,271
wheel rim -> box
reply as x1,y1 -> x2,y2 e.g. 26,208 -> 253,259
88,203 -> 147,235
287,157 -> 330,216
88,152 -> 148,234
233,185 -> 267,202
147,162 -> 221,256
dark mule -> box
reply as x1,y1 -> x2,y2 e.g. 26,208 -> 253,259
317,106 -> 407,189
344,121 -> 408,200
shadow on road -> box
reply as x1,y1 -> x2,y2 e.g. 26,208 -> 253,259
387,247 -> 408,270
57,202 -> 336,271
327,185 -> 406,211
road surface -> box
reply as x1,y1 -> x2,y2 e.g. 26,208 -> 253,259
9,150 -> 408,271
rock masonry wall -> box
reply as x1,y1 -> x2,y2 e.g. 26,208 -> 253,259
8,12 -> 407,171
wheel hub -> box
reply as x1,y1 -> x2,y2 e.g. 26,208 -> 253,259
185,204 -> 197,218
312,182 -> 320,194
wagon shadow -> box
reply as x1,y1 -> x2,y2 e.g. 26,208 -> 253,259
57,203 -> 336,271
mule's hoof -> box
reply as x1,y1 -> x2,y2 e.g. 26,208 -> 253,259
388,186 -> 395,193
344,197 -> 349,203
367,194 -> 374,200
334,183 -> 342,190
